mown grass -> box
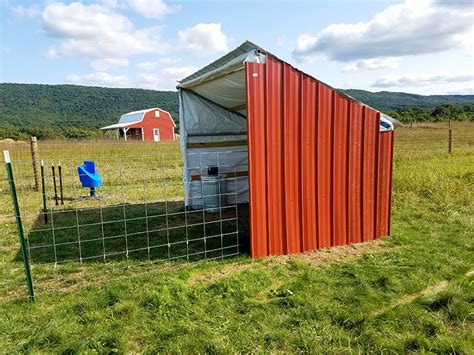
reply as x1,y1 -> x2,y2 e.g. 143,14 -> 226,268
0,122 -> 473,352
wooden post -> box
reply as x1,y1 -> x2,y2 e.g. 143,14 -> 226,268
30,137 -> 40,191
448,120 -> 453,154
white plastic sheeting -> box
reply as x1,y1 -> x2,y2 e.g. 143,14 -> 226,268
179,89 -> 249,208
190,70 -> 247,115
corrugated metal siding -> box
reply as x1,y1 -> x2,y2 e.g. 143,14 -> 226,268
246,56 -> 393,258
301,76 -> 318,252
333,93 -> 349,246
317,84 -> 333,249
246,63 -> 268,257
376,131 -> 394,237
283,63 -> 302,254
348,102 -> 364,244
265,56 -> 285,255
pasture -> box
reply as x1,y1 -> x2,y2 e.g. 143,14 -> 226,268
0,122 -> 473,352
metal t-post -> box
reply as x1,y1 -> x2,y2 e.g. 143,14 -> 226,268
40,160 -> 48,224
4,150 -> 35,301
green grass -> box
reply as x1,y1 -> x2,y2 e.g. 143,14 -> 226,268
0,122 -> 473,352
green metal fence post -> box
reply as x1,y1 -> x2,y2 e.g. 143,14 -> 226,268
4,150 -> 35,301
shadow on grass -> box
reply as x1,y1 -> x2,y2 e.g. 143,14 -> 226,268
22,201 -> 249,265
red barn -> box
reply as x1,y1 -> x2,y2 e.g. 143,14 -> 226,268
101,108 -> 176,142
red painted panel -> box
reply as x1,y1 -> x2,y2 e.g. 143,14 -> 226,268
387,131 -> 394,236
283,64 -> 302,254
332,94 -> 349,246
316,84 -> 333,248
376,131 -> 393,237
127,109 -> 176,141
245,62 -> 268,257
301,76 -> 318,252
265,57 -> 285,255
347,102 -> 363,244
244,55 -> 393,258
361,108 -> 379,241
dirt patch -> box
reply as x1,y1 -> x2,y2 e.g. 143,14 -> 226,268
188,239 -> 390,286
371,280 -> 450,317
188,263 -> 257,287
285,239 -> 388,267
465,270 -> 474,278
371,268 -> 474,317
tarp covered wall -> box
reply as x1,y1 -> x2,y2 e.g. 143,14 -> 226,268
179,90 -> 249,208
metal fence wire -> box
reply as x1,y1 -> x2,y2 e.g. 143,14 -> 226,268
0,145 -> 249,300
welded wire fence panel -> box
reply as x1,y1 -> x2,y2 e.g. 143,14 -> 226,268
0,141 -> 249,299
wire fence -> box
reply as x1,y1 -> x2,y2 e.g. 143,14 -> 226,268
0,121 -> 473,301
0,142 -> 249,301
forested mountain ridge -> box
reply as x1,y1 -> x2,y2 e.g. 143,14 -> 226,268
0,83 -> 472,140
342,89 -> 474,111
0,83 -> 178,129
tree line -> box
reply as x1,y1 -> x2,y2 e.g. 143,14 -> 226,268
386,104 -> 474,124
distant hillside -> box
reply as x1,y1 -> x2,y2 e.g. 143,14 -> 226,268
1,83 -> 473,138
0,83 -> 179,129
342,89 -> 474,112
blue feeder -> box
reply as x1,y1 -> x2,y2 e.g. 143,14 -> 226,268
78,161 -> 102,197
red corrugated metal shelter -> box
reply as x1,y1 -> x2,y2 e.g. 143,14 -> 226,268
178,41 -> 395,258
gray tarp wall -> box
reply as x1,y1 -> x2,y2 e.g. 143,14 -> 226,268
179,90 -> 249,208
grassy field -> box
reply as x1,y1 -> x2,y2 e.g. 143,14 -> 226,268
0,122 -> 473,352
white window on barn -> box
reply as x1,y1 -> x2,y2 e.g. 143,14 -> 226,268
155,110 -> 160,118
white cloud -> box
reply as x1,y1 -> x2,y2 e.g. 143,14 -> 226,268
90,58 -> 129,71
372,73 -> 474,88
293,0 -> 473,62
9,4 -> 40,18
136,65 -> 197,90
127,0 -> 181,19
42,2 -> 170,61
137,57 -> 182,71
65,65 -> 197,90
178,23 -> 228,55
65,72 -> 130,87
342,58 -> 400,73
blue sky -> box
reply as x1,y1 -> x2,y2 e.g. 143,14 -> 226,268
1,0 -> 473,94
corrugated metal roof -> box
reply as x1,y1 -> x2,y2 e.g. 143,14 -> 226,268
178,40 -> 265,84
100,121 -> 141,130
